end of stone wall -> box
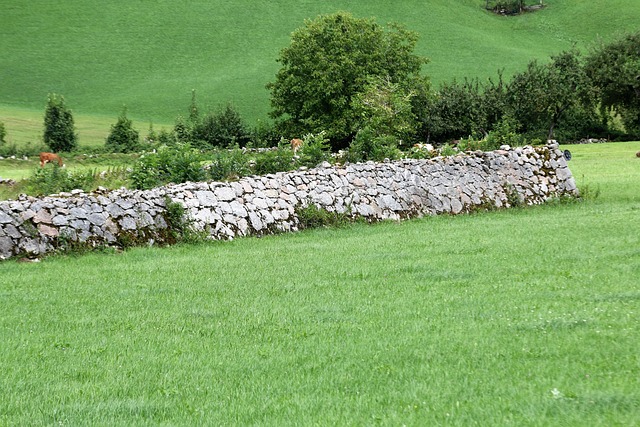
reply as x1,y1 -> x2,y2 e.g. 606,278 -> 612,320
0,144 -> 578,261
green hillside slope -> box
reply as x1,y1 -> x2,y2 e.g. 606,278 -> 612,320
1,0 -> 638,145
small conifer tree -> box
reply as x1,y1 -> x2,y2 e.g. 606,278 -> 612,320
43,94 -> 77,152
105,107 -> 140,153
0,121 -> 6,145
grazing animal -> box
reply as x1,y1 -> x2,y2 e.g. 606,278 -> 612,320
39,152 -> 63,168
291,138 -> 303,155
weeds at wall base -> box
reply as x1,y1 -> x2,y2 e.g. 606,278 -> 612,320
295,204 -> 355,229
578,183 -> 601,202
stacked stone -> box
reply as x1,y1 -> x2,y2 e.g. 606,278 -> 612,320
0,144 -> 578,260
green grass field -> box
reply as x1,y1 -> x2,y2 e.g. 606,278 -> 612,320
2,0 -> 639,147
1,142 -> 638,425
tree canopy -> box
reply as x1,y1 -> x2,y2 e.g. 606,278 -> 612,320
267,12 -> 429,149
586,32 -> 640,135
43,94 -> 77,153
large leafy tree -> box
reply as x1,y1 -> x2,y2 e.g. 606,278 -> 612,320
586,32 -> 640,136
43,94 -> 77,152
507,50 -> 594,140
267,12 -> 428,149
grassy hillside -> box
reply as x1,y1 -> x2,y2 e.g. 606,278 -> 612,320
1,0 -> 639,146
1,142 -> 638,425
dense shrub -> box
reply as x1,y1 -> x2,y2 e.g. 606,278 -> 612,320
43,94 -> 77,152
207,147 -> 251,181
27,165 -> 95,195
297,132 -> 331,168
0,121 -> 6,145
352,76 -> 421,149
0,141 -> 48,158
347,128 -> 402,163
105,108 -> 140,153
253,142 -> 295,175
248,119 -> 280,148
482,116 -> 526,150
190,104 -> 250,148
295,204 -> 353,229
506,50 -> 595,140
423,79 -> 486,143
130,144 -> 206,190
585,31 -> 640,138
489,0 -> 524,14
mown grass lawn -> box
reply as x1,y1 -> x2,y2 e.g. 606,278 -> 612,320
0,142 -> 638,425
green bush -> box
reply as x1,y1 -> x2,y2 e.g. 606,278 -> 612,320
207,147 -> 251,181
438,143 -> 458,157
0,121 -> 6,145
406,143 -> 437,159
248,119 -> 280,148
191,104 -> 250,148
27,165 -> 95,196
130,144 -> 206,190
295,204 -> 352,229
43,94 -> 77,152
253,142 -> 295,175
347,128 -> 402,163
105,108 -> 140,153
298,132 -> 331,168
482,116 -> 525,149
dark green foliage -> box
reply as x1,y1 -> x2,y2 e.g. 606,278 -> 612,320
423,79 -> 486,143
253,142 -> 295,175
105,108 -> 140,153
130,144 -> 206,190
189,104 -> 250,148
156,128 -> 178,146
482,116 -> 526,150
249,119 -> 280,148
506,49 -> 595,140
267,12 -> 428,149
489,0 -> 524,15
207,147 -> 251,181
295,204 -> 352,229
43,94 -> 77,152
174,95 -> 250,149
347,128 -> 402,163
416,73 -> 509,144
353,76 -> 423,149
174,116 -> 191,143
0,121 -> 6,145
27,165 -> 95,196
297,132 -> 331,168
586,31 -> 640,137
162,197 -> 205,244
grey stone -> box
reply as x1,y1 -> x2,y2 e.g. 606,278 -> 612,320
196,190 -> 217,207
215,187 -> 236,202
32,210 -> 52,224
0,210 -> 13,224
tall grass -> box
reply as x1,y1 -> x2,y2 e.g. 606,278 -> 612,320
2,0 -> 640,146
0,142 -> 638,425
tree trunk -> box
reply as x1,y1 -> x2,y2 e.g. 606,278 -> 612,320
548,121 -> 555,141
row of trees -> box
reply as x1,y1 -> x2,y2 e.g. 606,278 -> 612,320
39,13 -> 639,155
267,13 -> 640,150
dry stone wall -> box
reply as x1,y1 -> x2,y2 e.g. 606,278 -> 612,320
0,143 -> 578,260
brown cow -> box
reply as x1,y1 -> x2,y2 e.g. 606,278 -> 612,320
39,152 -> 64,168
290,138 -> 303,155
